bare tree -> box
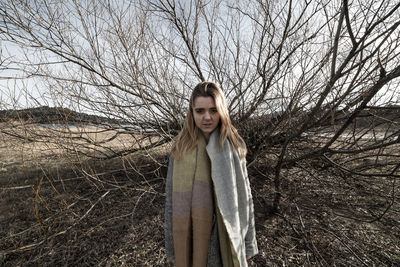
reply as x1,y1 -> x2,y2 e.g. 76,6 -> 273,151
1,0 -> 400,265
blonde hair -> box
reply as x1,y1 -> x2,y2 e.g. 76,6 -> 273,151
171,82 -> 247,160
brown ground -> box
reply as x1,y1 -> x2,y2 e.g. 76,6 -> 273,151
0,127 -> 399,266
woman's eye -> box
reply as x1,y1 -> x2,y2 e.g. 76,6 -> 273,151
195,109 -> 204,114
211,109 -> 217,114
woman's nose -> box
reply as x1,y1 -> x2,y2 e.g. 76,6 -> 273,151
204,111 -> 211,120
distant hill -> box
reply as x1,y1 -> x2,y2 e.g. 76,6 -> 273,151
305,105 -> 400,128
0,106 -> 124,125
354,105 -> 400,128
1,105 -> 398,129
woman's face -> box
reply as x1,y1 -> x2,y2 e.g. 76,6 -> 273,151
193,96 -> 220,140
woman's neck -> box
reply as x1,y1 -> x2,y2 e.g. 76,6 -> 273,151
203,132 -> 210,142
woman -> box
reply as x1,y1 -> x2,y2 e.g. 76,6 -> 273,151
165,82 -> 258,267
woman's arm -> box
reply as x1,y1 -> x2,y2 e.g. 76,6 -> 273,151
164,156 -> 175,261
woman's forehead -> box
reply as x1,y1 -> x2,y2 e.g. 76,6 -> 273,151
193,96 -> 216,108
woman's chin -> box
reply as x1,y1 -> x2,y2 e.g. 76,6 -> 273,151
201,128 -> 216,135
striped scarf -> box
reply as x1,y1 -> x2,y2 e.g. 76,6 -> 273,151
172,135 -> 214,267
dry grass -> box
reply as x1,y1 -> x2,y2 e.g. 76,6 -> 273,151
0,125 -> 164,171
0,137 -> 167,266
0,125 -> 399,266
